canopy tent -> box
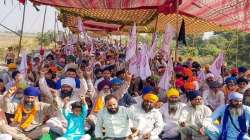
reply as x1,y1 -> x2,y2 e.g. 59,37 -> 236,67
58,8 -> 227,35
30,0 -> 250,34
178,0 -> 250,32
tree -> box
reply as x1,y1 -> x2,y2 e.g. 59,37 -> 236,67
36,31 -> 55,46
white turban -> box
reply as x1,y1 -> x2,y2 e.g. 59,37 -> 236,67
229,92 -> 243,100
61,77 -> 76,89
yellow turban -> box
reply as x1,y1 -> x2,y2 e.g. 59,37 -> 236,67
143,93 -> 159,103
8,63 -> 17,69
167,88 -> 180,98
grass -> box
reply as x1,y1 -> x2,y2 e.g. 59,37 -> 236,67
0,32 -> 54,64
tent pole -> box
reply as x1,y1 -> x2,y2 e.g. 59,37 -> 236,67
174,0 -> 180,63
41,6 -> 47,49
54,11 -> 57,48
154,15 -> 159,32
17,2 -> 26,59
236,30 -> 239,67
0,23 -> 20,36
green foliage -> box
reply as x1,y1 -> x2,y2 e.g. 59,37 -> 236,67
36,31 -> 55,46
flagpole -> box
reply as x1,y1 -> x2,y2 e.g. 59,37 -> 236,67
41,6 -> 47,49
17,1 -> 26,59
236,29 -> 239,67
54,11 -> 57,48
174,0 -> 180,64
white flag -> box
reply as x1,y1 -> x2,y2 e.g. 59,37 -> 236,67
129,54 -> 140,77
77,16 -> 85,33
148,32 -> 158,59
125,23 -> 137,62
18,52 -> 28,77
161,24 -> 176,60
139,43 -> 152,80
158,58 -> 174,90
210,52 -> 224,77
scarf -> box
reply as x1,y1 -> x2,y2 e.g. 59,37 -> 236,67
93,96 -> 104,113
219,105 -> 247,140
14,102 -> 39,129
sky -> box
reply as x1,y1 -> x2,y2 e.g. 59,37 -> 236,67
0,0 -> 64,33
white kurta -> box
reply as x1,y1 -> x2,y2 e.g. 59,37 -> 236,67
203,89 -> 225,110
131,104 -> 164,140
160,102 -> 186,138
94,106 -> 140,138
179,104 -> 212,129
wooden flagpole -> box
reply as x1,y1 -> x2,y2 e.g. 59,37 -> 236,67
17,1 -> 26,59
54,11 -> 57,48
41,6 -> 47,49
174,0 -> 180,64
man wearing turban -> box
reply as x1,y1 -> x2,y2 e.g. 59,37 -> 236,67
0,86 -> 59,140
130,93 -> 164,140
160,88 -> 186,139
205,92 -> 250,140
179,91 -> 212,140
39,67 -> 94,135
90,73 -> 132,115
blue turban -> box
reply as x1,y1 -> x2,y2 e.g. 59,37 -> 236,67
142,86 -> 154,95
228,92 -> 243,100
24,87 -> 40,97
239,66 -> 247,73
225,77 -> 237,85
111,78 -> 123,85
188,91 -> 201,101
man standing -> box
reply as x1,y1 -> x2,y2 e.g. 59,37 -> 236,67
179,91 -> 212,140
160,88 -> 186,139
205,92 -> 250,140
0,86 -> 59,140
95,94 -> 141,140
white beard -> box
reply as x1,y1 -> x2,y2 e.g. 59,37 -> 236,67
230,107 -> 243,117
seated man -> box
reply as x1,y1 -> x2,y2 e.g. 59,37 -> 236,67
95,94 -> 141,140
179,91 -> 212,140
0,86 -> 59,140
131,93 -> 164,140
203,81 -> 225,111
205,92 -> 250,140
160,88 -> 186,140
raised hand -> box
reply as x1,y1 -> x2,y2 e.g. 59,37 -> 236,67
85,66 -> 93,80
63,97 -> 70,108
124,72 -> 132,83
6,86 -> 17,97
80,95 -> 86,104
78,69 -> 84,79
49,88 -> 58,97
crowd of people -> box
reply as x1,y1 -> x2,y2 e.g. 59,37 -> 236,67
0,37 -> 249,140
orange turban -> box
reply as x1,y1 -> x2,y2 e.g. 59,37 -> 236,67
183,68 -> 193,77
184,82 -> 195,90
143,93 -> 159,103
8,63 -> 17,69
